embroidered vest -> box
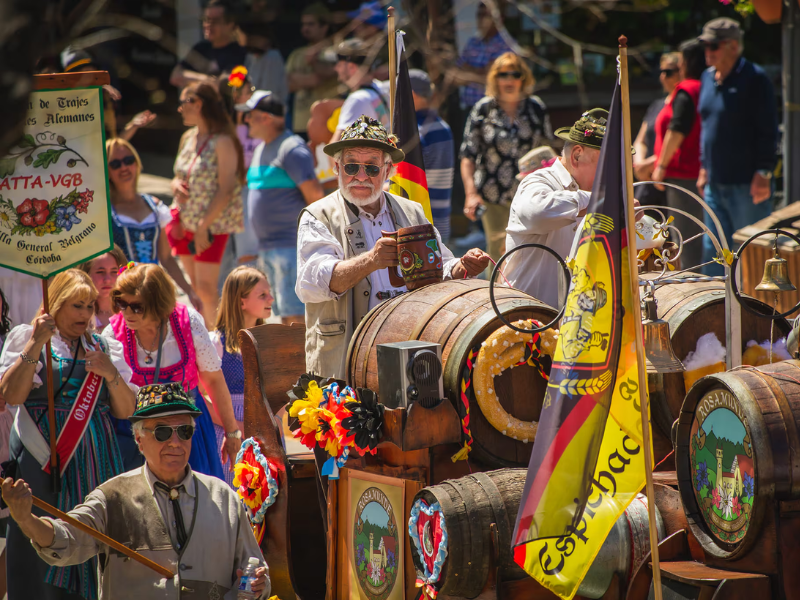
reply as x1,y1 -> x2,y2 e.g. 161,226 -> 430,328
97,468 -> 245,599
300,190 -> 429,379
110,303 -> 199,390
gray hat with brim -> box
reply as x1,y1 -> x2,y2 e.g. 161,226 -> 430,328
324,115 -> 405,163
129,382 -> 202,423
698,17 -> 741,43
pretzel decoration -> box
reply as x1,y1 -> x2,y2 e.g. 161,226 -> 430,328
472,321 -> 558,442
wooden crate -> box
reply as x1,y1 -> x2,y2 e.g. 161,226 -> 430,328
732,201 -> 800,316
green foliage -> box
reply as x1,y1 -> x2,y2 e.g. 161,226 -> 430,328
33,149 -> 66,169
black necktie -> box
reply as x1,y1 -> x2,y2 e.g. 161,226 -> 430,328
155,482 -> 188,549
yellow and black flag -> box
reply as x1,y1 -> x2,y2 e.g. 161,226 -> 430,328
511,83 -> 647,600
388,31 -> 433,223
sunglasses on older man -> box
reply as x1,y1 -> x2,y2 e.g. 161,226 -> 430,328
704,41 -> 723,51
114,298 -> 145,314
343,163 -> 382,177
144,424 -> 195,443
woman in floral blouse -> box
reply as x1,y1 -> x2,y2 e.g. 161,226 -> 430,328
168,82 -> 246,326
460,52 -> 553,264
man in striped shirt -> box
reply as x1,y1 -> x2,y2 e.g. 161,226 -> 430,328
410,69 -> 455,242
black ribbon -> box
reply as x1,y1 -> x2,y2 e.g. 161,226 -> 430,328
154,482 -> 188,549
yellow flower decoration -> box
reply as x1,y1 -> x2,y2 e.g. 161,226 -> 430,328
233,462 -> 265,509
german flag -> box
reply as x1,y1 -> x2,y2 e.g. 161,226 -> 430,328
511,83 -> 647,600
388,31 -> 433,224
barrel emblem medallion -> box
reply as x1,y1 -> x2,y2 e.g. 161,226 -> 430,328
353,487 -> 400,599
690,389 -> 755,546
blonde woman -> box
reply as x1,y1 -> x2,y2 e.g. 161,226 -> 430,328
106,137 -> 201,312
212,266 -> 273,485
0,269 -> 136,600
460,52 -> 553,263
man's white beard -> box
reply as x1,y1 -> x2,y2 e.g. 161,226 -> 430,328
339,174 -> 384,207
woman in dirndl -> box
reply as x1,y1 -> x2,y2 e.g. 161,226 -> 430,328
102,263 -> 241,479
0,269 -> 136,600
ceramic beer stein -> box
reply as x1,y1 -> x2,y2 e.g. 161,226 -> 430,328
381,224 -> 443,290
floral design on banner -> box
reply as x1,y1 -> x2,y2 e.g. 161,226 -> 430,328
0,131 -> 89,178
233,438 -> 279,545
286,374 -> 385,479
0,188 -> 95,237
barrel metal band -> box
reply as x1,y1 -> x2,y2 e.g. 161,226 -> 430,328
470,472 -> 511,567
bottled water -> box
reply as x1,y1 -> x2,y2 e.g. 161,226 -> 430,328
237,557 -> 260,600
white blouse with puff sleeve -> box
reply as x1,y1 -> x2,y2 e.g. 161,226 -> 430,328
100,305 -> 222,373
0,325 -> 138,393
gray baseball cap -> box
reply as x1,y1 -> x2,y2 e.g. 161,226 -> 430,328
408,69 -> 432,99
698,18 -> 742,43
235,90 -> 285,116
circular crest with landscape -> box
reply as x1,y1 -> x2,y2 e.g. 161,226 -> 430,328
689,388 -> 756,550
353,487 -> 400,600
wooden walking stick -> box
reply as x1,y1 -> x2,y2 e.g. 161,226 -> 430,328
32,495 -> 175,579
387,6 -> 397,134
619,34 -> 664,600
42,278 -> 60,494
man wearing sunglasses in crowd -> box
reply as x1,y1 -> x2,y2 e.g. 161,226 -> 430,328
696,17 -> 778,275
237,90 -> 323,325
2,383 -> 270,598
295,115 -> 491,379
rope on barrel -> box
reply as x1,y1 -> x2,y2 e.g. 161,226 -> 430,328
451,319 -> 553,462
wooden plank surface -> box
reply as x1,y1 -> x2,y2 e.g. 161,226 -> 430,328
33,71 -> 110,89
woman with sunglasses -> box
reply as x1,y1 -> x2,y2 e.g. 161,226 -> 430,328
0,269 -> 136,600
103,263 -> 241,480
460,52 -> 553,266
106,138 -> 202,313
168,81 -> 246,326
652,40 -> 707,269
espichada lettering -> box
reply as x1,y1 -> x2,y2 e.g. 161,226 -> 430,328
538,432 -> 641,576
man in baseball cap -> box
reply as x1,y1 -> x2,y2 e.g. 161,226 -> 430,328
695,17 -> 778,275
238,91 -> 323,324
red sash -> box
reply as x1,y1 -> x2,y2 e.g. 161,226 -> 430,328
43,371 -> 105,476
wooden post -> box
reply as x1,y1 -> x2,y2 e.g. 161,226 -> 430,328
618,35 -> 663,600
31,496 -> 174,579
41,278 -> 59,493
387,6 -> 397,134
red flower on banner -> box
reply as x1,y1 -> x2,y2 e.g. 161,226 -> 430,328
74,189 -> 94,214
17,199 -> 49,227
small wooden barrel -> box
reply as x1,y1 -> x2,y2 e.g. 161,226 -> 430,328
676,360 -> 800,559
346,280 -> 558,467
409,470 -> 664,599
643,278 -> 791,438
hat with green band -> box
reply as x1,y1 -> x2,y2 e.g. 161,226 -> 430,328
554,108 -> 610,150
324,115 -> 405,164
129,382 -> 202,422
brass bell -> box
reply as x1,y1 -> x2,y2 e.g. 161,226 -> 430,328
642,297 -> 684,374
755,244 -> 796,293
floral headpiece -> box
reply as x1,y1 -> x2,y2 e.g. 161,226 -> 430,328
118,261 -> 136,275
228,66 -> 248,88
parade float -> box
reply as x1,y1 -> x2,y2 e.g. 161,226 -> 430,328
232,29 -> 800,600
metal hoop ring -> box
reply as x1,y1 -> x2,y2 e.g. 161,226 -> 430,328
730,228 -> 800,320
489,243 -> 569,333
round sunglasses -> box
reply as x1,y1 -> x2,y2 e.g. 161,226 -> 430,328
143,424 -> 195,442
109,155 -> 136,170
497,71 -> 523,80
114,298 -> 145,314
343,163 -> 382,177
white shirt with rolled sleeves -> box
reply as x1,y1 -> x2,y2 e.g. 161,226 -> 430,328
296,195 -> 460,310
504,158 -> 592,308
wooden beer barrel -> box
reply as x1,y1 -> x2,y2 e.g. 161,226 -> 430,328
643,278 -> 790,438
676,360 -> 800,559
408,469 -> 664,599
346,279 -> 558,467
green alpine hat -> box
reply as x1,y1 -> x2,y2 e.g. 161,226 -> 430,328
129,382 -> 202,423
554,108 -> 610,150
324,115 -> 405,164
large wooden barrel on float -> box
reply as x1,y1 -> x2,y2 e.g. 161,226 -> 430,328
408,469 -> 664,599
642,277 -> 791,439
676,360 -> 800,560
346,280 -> 558,468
